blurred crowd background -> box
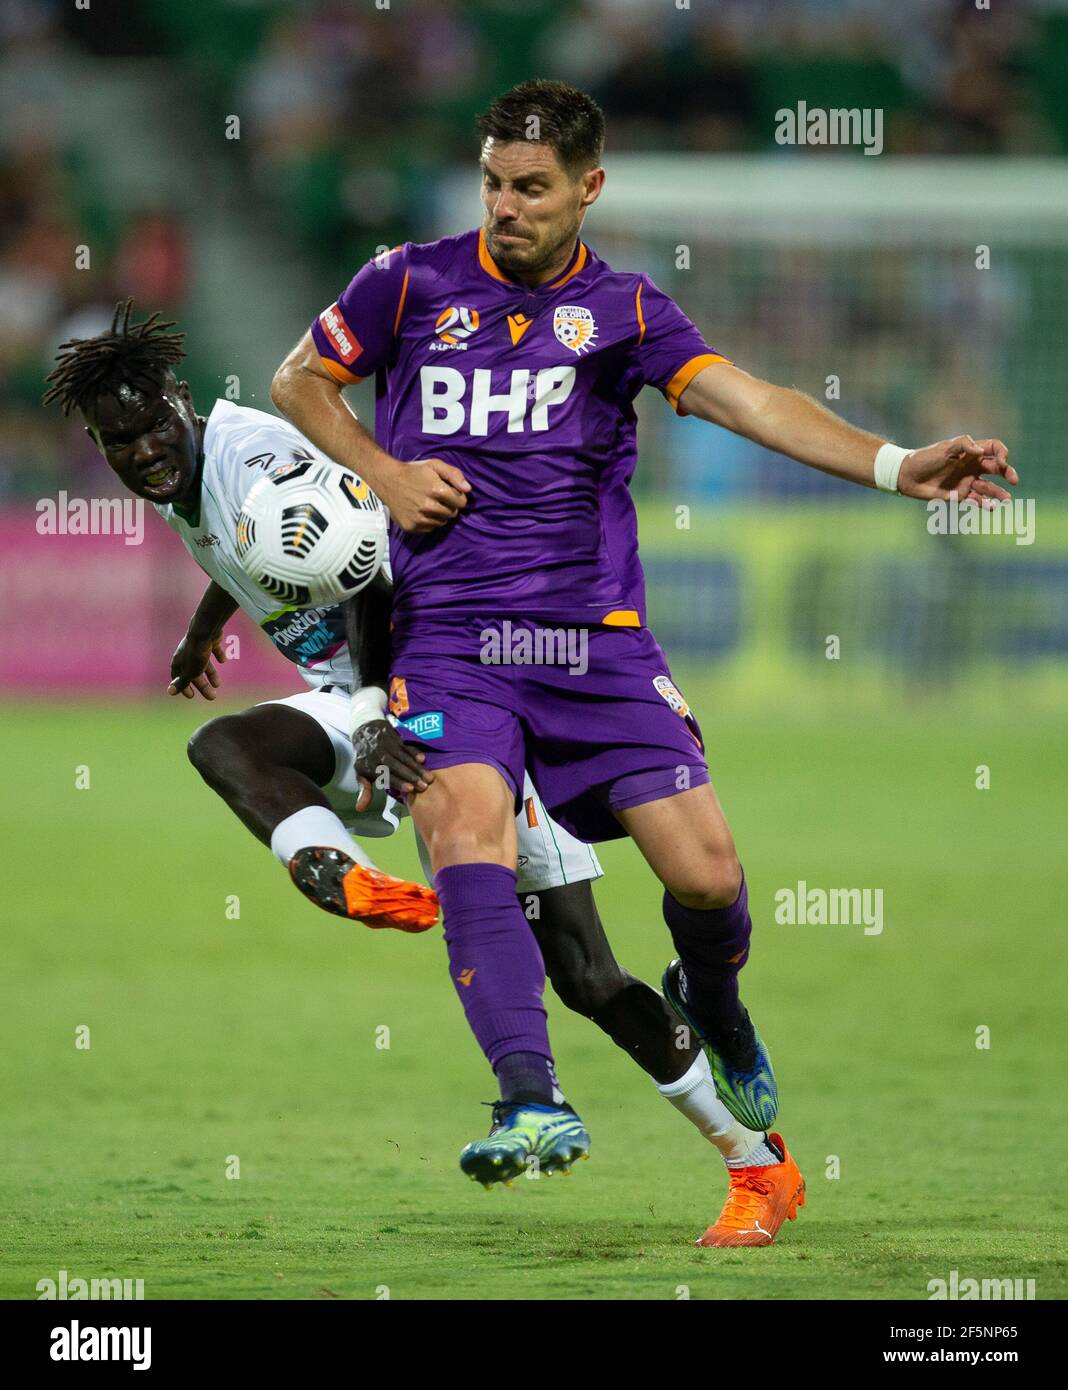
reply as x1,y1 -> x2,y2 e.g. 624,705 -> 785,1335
4,0 -> 1068,498
2,0 -> 1066,699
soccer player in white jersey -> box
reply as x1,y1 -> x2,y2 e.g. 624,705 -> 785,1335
42,300 -> 613,931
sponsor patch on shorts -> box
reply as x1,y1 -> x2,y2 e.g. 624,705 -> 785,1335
398,711 -> 444,740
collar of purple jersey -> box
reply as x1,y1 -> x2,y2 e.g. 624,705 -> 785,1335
477,229 -> 589,293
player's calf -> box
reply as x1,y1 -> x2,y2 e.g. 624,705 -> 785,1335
532,881 -> 696,1084
186,707 -> 336,840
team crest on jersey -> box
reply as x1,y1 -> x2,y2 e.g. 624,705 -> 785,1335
553,305 -> 597,355
433,306 -> 480,348
653,675 -> 690,718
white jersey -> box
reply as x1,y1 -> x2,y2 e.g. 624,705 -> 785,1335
155,400 -> 358,691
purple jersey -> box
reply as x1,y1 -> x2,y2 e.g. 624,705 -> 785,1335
311,230 -> 728,629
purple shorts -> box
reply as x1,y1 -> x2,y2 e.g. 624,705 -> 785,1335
388,619 -> 709,843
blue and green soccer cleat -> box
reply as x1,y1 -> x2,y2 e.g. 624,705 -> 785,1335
459,1101 -> 590,1188
662,959 -> 779,1133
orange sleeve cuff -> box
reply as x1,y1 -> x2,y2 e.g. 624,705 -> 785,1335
319,356 -> 363,386
664,353 -> 731,414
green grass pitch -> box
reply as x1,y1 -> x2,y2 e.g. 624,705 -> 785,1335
2,688 -> 1065,1300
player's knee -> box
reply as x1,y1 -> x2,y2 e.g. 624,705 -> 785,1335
186,716 -> 248,786
424,821 -> 507,870
667,849 -> 742,911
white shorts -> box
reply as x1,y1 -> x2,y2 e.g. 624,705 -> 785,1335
263,687 -> 603,895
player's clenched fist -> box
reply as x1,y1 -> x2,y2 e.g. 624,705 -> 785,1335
898,435 -> 1017,508
385,457 -> 471,532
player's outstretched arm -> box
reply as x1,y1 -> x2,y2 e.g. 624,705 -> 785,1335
678,363 -> 1016,503
271,331 -> 470,532
168,579 -> 239,699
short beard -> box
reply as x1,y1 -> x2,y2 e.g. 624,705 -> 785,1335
488,214 -> 581,277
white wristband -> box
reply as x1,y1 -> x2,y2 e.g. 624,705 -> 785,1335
348,685 -> 388,739
873,442 -> 910,493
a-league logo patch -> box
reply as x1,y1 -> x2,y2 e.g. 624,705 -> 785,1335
653,675 -> 690,717
398,711 -> 445,740
434,306 -> 480,345
553,305 -> 597,355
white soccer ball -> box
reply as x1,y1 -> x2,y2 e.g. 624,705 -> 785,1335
235,456 -> 388,607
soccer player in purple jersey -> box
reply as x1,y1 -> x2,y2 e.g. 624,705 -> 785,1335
272,81 -> 1015,1246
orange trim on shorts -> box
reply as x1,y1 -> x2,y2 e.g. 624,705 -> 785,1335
636,283 -> 646,344
525,796 -> 539,828
601,609 -> 641,627
665,353 -> 730,413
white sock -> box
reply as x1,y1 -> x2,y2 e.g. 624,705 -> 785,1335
269,806 -> 374,870
655,1051 -> 769,1164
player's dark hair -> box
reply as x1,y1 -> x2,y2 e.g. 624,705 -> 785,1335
42,298 -> 186,417
476,79 -> 605,175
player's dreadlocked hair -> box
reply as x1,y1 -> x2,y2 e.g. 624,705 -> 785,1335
42,298 -> 186,417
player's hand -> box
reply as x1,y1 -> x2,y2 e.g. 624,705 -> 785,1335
385,457 -> 470,532
168,630 -> 228,700
897,436 -> 1017,508
352,718 -> 434,797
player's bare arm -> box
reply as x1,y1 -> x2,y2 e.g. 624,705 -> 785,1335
168,579 -> 238,699
679,362 -> 1017,505
270,332 -> 470,533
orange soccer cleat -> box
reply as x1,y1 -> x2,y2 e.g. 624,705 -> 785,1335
288,846 -> 439,933
697,1133 -> 805,1248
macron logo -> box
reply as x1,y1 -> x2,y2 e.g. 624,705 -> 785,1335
320,304 -> 361,365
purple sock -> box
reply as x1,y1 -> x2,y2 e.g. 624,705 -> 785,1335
495,1051 -> 558,1105
434,863 -> 555,1097
663,870 -> 751,1039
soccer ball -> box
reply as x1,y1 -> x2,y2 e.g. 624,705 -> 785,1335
235,456 -> 388,607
